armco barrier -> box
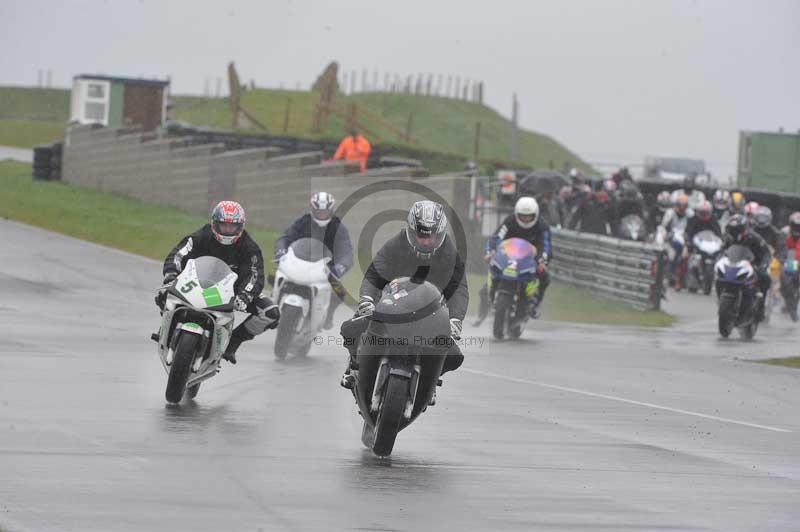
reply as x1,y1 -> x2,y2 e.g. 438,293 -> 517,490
549,228 -> 665,310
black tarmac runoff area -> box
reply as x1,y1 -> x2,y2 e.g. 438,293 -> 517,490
1,219 -> 798,532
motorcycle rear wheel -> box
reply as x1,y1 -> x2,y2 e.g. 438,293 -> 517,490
165,333 -> 199,404
493,292 -> 513,340
372,374 -> 409,457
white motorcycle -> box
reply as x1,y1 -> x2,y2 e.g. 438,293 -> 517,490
687,230 -> 723,295
153,256 -> 237,404
271,238 -> 332,359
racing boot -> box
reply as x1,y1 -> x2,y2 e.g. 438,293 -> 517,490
472,284 -> 491,326
339,355 -> 358,389
528,294 -> 542,319
222,328 -> 254,365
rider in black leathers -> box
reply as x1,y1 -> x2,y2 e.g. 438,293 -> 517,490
339,200 -> 468,389
752,205 -> 786,261
274,192 -> 353,330
158,201 -> 280,364
718,215 -> 772,321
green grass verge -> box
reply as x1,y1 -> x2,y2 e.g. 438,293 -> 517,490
0,161 -> 278,261
0,118 -> 65,148
0,161 -> 668,327
466,273 -> 674,327
758,357 -> 800,369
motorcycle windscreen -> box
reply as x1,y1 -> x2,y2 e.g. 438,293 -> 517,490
192,256 -> 235,289
724,244 -> 755,263
290,237 -> 331,262
493,238 -> 537,277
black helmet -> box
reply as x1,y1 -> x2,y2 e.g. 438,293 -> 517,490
789,212 -> 800,239
726,214 -> 748,242
683,173 -> 697,193
619,179 -> 638,201
406,200 -> 448,259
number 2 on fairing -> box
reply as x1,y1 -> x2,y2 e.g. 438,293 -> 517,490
180,280 -> 198,293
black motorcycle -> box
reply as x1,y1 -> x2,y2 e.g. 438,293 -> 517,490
344,278 -> 450,457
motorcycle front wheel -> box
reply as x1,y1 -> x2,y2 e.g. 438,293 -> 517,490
493,291 -> 513,340
718,292 -> 736,338
166,333 -> 199,404
274,305 -> 303,359
372,374 -> 409,457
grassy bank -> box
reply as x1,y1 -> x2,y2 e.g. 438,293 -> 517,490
466,273 -> 674,327
758,357 -> 800,369
1,160 -> 671,327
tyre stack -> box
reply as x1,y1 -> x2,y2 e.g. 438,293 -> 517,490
32,142 -> 63,181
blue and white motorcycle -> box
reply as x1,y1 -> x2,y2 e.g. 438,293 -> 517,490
715,244 -> 759,340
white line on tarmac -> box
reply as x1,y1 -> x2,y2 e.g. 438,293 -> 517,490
462,368 -> 792,433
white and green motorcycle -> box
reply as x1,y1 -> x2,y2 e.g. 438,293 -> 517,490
153,256 -> 237,404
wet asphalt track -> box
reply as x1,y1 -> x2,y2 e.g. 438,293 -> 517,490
1,219 -> 799,532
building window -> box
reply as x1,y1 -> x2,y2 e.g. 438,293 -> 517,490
82,80 -> 109,124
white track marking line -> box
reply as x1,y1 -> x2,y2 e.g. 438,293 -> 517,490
462,368 -> 792,433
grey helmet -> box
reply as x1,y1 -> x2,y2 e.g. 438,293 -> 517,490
406,200 -> 448,260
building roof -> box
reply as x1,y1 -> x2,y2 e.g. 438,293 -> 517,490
74,74 -> 170,87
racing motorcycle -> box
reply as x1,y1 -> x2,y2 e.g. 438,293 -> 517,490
153,256 -> 237,404
344,278 -> 450,457
780,250 -> 800,322
687,230 -> 723,295
271,237 -> 332,359
618,214 -> 646,241
489,237 -> 539,340
715,244 -> 759,340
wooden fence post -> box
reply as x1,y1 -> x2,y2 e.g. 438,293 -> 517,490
283,98 -> 292,134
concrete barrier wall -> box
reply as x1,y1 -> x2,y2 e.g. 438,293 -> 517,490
63,125 -> 480,274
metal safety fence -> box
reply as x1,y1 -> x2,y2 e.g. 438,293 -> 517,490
549,228 -> 666,310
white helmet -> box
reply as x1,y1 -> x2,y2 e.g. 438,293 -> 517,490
310,191 -> 335,227
514,196 -> 539,229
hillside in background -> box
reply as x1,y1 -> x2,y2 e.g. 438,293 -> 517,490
0,85 -> 592,173
173,89 -> 593,173
0,86 -> 70,147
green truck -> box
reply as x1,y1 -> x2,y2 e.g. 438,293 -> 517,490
738,130 -> 800,192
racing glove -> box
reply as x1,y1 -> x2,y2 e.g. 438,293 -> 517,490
233,294 -> 250,312
331,263 -> 347,278
357,296 -> 375,317
450,318 -> 463,340
155,273 -> 177,310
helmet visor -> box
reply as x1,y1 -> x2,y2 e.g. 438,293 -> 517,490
214,221 -> 243,237
311,208 -> 332,221
516,213 -> 536,225
412,227 -> 445,253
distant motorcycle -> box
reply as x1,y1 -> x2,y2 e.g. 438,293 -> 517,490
617,214 -> 646,241
489,237 -> 539,340
715,244 -> 759,340
271,238 -> 332,359
345,278 -> 450,457
154,256 -> 237,403
687,230 -> 723,295
780,250 -> 800,322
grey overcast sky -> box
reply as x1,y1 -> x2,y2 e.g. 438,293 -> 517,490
1,0 -> 798,175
